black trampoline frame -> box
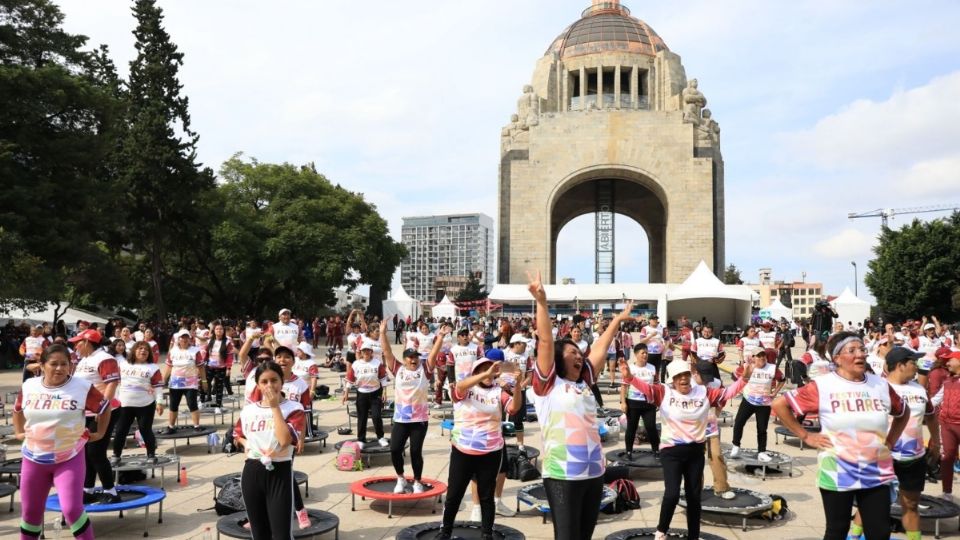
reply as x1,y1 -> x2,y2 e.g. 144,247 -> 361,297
678,486 -> 773,531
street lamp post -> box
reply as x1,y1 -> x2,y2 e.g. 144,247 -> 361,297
851,261 -> 858,296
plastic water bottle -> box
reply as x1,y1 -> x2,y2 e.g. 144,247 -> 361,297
179,466 -> 188,486
201,526 -> 212,540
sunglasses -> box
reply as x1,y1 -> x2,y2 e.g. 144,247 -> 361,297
256,356 -> 273,362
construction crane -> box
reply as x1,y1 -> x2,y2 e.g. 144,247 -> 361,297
848,204 -> 960,227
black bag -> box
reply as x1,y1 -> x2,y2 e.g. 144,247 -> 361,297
118,469 -> 146,484
603,478 -> 640,514
215,477 -> 245,515
506,451 -> 540,482
221,427 -> 237,454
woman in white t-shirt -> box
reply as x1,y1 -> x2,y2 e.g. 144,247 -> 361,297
234,362 -> 306,540
111,341 -> 164,463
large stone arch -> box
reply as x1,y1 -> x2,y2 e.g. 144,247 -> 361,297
547,166 -> 668,283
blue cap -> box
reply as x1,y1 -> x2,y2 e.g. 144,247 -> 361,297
484,348 -> 505,362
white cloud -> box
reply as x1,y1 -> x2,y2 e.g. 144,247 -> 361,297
900,157 -> 960,196
813,229 -> 877,259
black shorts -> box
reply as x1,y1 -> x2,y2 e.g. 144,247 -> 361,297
499,447 -> 509,474
169,388 -> 199,413
894,456 -> 927,492
504,391 -> 526,432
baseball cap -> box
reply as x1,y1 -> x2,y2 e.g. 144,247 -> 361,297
923,323 -> 936,331
885,346 -> 924,371
196,329 -> 211,340
296,342 -> 315,358
649,314 -> 659,320
175,330 -> 191,339
402,348 -> 419,358
936,346 -> 957,360
359,341 -> 374,351
68,329 -> 102,344
509,334 -> 526,344
471,357 -> 495,374
274,345 -> 296,358
667,360 -> 692,380
484,348 -> 505,362
457,328 -> 470,336
278,308 -> 291,317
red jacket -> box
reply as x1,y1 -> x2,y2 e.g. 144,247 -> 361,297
938,375 -> 960,425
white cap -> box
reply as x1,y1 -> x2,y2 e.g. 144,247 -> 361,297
196,329 -> 210,340
297,342 -> 315,358
923,323 -> 936,331
509,334 -> 526,344
175,330 -> 191,339
278,308 -> 292,317
666,360 -> 692,380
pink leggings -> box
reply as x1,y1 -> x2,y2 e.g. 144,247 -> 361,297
20,451 -> 93,539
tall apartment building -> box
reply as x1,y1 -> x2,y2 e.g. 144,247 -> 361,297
748,268 -> 823,319
400,214 -> 495,303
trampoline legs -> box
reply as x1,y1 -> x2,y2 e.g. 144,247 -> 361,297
351,493 -> 355,511
742,516 -> 747,531
388,499 -> 393,518
143,504 -> 149,537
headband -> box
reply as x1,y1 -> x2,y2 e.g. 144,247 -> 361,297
830,336 -> 863,360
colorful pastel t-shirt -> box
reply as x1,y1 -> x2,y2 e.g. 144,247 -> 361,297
292,358 -> 318,381
205,340 -> 234,369
625,363 -> 656,402
738,337 -> 761,361
758,330 -> 777,350
73,349 -> 120,410
451,382 -> 510,455
358,335 -> 383,361
165,346 -> 204,390
735,362 -> 783,406
917,336 -> 942,372
393,364 -> 432,423
802,350 -> 834,379
533,362 -> 604,480
888,380 -> 933,461
640,325 -> 665,354
21,336 -> 46,360
117,361 -> 163,408
234,399 -> 305,462
785,372 -> 905,491
346,358 -> 387,393
15,376 -> 107,464
451,344 -> 480,382
270,322 -> 300,349
866,354 -> 886,376
500,351 -> 530,389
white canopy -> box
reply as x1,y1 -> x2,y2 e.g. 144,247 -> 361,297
766,299 -> 794,322
666,261 -> 753,329
382,286 -> 420,327
830,287 -> 871,326
431,295 -> 459,320
0,302 -> 110,327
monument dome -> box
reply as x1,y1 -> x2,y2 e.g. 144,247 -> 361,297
546,1 -> 668,60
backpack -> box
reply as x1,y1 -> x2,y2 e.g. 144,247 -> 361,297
221,427 -> 236,454
507,451 -> 540,482
215,477 -> 245,515
336,441 -> 364,471
603,478 -> 640,514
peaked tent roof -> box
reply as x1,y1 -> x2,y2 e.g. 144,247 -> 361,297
831,287 -> 869,305
668,261 -> 753,301
389,285 -> 415,302
766,299 -> 794,320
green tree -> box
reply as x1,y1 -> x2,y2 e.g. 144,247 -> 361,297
456,272 -> 488,302
163,155 -> 405,318
865,212 -> 960,320
723,264 -> 744,285
117,0 -> 214,319
0,0 -> 130,316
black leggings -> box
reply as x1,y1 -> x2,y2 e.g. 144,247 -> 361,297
205,367 -> 227,406
84,413 -> 118,490
625,401 -> 659,453
542,476 -> 605,540
291,456 -> 305,512
731,400 -> 771,452
442,446 -> 501,535
391,421 -> 427,480
112,403 -> 157,458
242,459 -> 293,540
355,388 -> 384,443
589,384 -> 604,407
820,485 -> 891,540
169,388 -> 198,413
658,442 -> 704,537
648,353 -> 664,382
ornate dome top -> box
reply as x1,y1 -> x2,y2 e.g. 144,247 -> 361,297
546,1 -> 668,60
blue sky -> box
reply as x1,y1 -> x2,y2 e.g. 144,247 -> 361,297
57,0 -> 960,302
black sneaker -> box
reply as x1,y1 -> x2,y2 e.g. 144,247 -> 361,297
82,491 -> 99,505
98,492 -> 121,505
434,529 -> 452,540
164,426 -> 177,435
109,455 -> 122,467
147,455 -> 159,464
194,425 -> 204,432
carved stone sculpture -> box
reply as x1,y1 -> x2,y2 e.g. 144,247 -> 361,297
517,85 -> 539,129
697,108 -> 720,145
682,78 -> 706,125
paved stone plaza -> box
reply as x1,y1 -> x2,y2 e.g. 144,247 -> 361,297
0,340 -> 954,539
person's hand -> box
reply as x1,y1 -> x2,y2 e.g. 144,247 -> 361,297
379,320 -> 388,333
741,362 -> 755,379
296,439 -> 304,455
526,270 -> 546,302
262,385 -> 281,408
439,325 -> 452,337
618,358 -> 630,380
156,404 -> 164,415
14,432 -> 25,441
803,432 -> 833,449
341,392 -> 349,405
88,431 -> 104,443
615,301 -> 634,322
484,362 -> 501,379
929,440 -> 941,459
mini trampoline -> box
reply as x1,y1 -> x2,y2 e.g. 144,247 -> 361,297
0,424 -> 13,439
334,439 -> 405,466
0,458 -> 21,486
678,486 -> 773,531
430,403 -> 454,421
600,383 -> 624,395
212,470 -> 309,499
302,429 -> 329,451
46,485 -> 165,537
604,528 -> 727,540
892,494 -> 960,539
722,448 -> 793,480
774,425 -> 821,449
606,449 -> 661,469
112,454 -> 180,490
216,508 -> 339,539
346,402 -> 396,430
350,476 -> 447,518
516,482 -> 617,523
440,419 -> 454,436
178,405 -> 234,426
154,425 -> 218,454
0,482 -> 15,512
505,444 -> 540,468
396,521 -> 524,540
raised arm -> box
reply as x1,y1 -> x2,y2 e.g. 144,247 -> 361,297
427,324 -> 450,370
379,320 -> 397,372
588,302 -> 634,374
527,270 -> 553,376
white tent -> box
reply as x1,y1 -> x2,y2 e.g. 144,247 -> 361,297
382,286 -> 420,327
431,295 -> 458,320
0,302 -> 110,327
766,299 -> 794,322
830,287 -> 871,327
666,261 -> 753,329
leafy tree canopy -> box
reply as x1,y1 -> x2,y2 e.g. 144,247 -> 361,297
723,264 -> 744,285
456,272 -> 488,302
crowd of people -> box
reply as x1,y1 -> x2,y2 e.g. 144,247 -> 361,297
7,292 -> 960,539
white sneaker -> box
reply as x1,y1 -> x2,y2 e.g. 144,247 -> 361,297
413,481 -> 425,494
729,445 -> 741,458
942,493 -> 954,502
378,437 -> 390,447
717,490 -> 737,500
495,498 -> 516,517
214,407 -> 223,414
654,531 -> 667,540
393,477 -> 408,494
470,504 -> 481,522
757,451 -> 773,463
